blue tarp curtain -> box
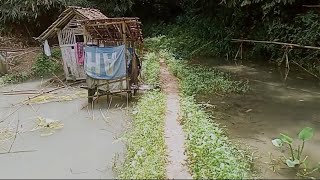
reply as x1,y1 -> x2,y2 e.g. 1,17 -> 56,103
84,45 -> 132,80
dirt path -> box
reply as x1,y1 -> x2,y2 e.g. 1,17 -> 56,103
160,60 -> 192,179
0,80 -> 128,178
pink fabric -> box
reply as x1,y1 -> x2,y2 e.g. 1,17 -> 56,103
76,42 -> 84,65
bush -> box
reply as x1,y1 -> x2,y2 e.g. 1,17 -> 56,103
0,72 -> 30,84
32,49 -> 62,77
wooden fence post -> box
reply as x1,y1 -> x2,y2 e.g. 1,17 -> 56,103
0,51 -> 8,76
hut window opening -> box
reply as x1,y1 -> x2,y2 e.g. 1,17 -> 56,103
75,35 -> 84,42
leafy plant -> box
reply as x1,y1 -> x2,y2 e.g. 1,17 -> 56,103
272,127 -> 315,168
141,52 -> 160,86
116,90 -> 167,179
32,51 -> 62,77
180,95 -> 252,178
0,71 -> 30,84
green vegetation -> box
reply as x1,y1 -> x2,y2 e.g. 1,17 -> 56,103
116,48 -> 166,178
272,127 -> 315,168
271,127 -> 320,178
2,0 -> 320,74
180,96 -> 252,179
32,49 -> 62,77
117,90 -> 166,179
141,52 -> 160,86
144,37 -> 252,178
0,72 -> 30,84
160,49 -> 249,96
0,49 -> 62,86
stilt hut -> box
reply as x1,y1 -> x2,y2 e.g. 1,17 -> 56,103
36,6 -> 107,81
80,18 -> 143,102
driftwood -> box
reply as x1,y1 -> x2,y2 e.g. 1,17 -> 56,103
8,117 -> 20,153
292,61 -> 320,80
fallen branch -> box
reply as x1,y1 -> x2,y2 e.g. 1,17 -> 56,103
0,150 -> 37,155
8,49 -> 38,60
0,89 -> 39,93
24,86 -> 65,104
52,73 -> 67,87
0,105 -> 24,124
291,61 -> 320,80
8,117 -> 20,152
2,92 -> 42,95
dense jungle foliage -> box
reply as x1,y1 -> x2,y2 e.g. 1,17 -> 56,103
1,0 -> 320,73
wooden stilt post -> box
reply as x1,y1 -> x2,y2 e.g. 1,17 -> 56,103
240,42 -> 243,59
0,51 -> 8,76
122,20 -> 129,108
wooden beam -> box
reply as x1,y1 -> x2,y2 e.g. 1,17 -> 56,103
85,20 -> 140,27
302,5 -> 320,7
231,39 -> 320,50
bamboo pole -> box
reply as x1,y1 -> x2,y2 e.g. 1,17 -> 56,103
122,20 -> 131,108
232,39 -> 320,50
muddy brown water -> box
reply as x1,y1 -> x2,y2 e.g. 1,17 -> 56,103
194,58 -> 320,179
0,80 -> 131,178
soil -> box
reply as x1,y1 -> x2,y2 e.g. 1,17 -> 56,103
7,48 -> 40,75
160,59 -> 192,179
195,58 -> 320,179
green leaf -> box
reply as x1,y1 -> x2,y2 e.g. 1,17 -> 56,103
286,159 -> 300,168
271,139 -> 283,147
298,127 -> 314,141
280,133 -> 293,145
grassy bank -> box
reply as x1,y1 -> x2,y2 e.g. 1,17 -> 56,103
116,52 -> 167,178
160,50 -> 249,96
144,37 -> 252,178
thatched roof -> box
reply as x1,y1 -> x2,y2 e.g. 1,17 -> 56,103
82,18 -> 143,44
36,6 -> 107,42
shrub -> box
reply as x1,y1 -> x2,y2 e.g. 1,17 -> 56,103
32,49 -> 62,77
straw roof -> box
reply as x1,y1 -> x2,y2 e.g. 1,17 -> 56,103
82,18 -> 143,43
36,6 -> 107,41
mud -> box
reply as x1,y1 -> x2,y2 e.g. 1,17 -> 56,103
0,80 -> 130,179
195,58 -> 320,179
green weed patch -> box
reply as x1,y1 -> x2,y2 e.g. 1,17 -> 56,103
141,52 -> 160,85
117,90 -> 167,179
117,49 -> 166,178
160,50 -> 249,96
180,96 -> 251,179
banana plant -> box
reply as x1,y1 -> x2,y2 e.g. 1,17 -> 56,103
272,127 -> 315,168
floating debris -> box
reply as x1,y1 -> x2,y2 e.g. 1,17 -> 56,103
28,90 -> 87,104
30,117 -> 64,136
0,127 -> 14,144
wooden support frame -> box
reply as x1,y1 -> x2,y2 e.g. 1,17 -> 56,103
232,38 -> 320,82
82,17 -> 143,106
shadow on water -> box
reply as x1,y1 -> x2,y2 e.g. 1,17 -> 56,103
193,57 -> 320,179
